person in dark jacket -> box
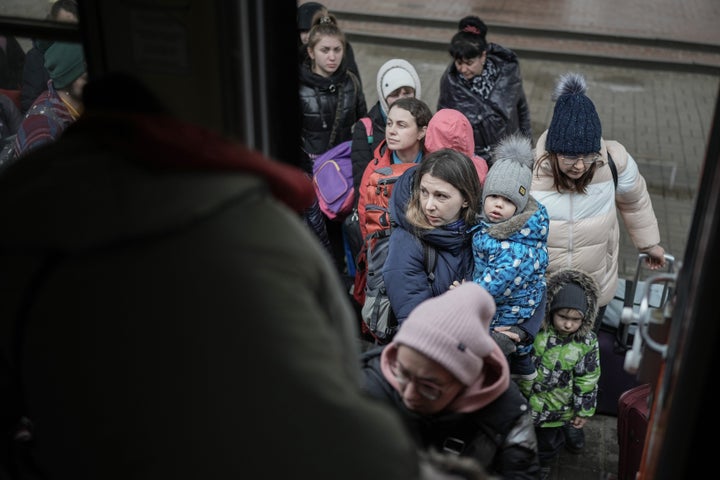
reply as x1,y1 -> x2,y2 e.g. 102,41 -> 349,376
350,58 -> 421,199
361,282 -> 541,479
437,15 -> 531,166
0,93 -> 21,141
0,92 -> 22,167
20,0 -> 79,114
12,41 -> 87,162
383,148 -> 481,324
297,2 -> 362,83
517,269 -> 601,480
0,72 -> 443,480
299,12 -> 366,169
299,11 -> 367,280
0,35 -> 24,90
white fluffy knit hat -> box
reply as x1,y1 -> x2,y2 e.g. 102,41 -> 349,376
376,59 -> 421,115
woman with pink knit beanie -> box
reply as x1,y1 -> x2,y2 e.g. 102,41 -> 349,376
361,282 -> 540,479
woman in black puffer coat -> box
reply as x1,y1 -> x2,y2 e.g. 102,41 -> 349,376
299,12 -> 367,279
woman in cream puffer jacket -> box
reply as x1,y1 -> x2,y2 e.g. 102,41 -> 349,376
530,73 -> 665,324
532,133 -> 665,323
532,133 -> 663,309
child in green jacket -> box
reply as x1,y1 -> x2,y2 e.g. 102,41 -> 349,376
518,268 -> 600,480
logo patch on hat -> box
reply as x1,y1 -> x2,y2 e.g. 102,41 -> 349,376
518,186 -> 527,196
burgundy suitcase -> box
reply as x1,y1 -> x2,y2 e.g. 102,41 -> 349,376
617,383 -> 652,480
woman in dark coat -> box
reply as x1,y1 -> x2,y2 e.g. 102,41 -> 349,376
298,11 -> 367,275
437,16 -> 531,166
383,149 -> 480,324
361,282 -> 541,479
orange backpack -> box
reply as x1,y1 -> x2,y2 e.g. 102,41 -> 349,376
352,141 -> 416,307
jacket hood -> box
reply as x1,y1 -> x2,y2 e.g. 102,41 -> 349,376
376,59 -> 421,116
425,109 -> 475,157
487,42 -> 519,64
380,342 -> 510,413
544,268 -> 600,338
0,112 -> 315,250
424,109 -> 489,184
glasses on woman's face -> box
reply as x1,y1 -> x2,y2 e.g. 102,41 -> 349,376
558,153 -> 601,166
390,360 -> 444,401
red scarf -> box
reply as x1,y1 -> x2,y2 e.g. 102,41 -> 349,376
73,112 -> 315,213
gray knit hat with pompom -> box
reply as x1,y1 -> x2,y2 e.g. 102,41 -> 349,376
482,133 -> 534,213
546,72 -> 602,155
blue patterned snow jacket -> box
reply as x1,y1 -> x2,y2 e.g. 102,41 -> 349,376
469,196 -> 549,354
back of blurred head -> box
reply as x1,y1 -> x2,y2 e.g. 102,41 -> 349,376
82,72 -> 169,114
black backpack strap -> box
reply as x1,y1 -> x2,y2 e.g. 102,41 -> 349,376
422,242 -> 437,283
607,151 -> 618,189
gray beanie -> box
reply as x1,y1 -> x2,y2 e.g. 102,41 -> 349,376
546,72 -> 602,155
482,133 -> 534,213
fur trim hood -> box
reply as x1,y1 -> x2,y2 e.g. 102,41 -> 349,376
477,196 -> 543,240
544,269 -> 599,337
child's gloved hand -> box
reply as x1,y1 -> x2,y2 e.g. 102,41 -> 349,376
490,330 -> 517,355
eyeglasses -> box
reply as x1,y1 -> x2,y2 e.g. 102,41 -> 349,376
390,360 -> 444,401
558,153 -> 601,166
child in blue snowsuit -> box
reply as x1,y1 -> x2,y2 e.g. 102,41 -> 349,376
469,133 -> 549,379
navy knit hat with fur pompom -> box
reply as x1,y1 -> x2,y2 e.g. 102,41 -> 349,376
546,72 -> 602,155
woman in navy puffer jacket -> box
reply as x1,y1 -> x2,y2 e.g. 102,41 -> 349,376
383,148 -> 481,324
